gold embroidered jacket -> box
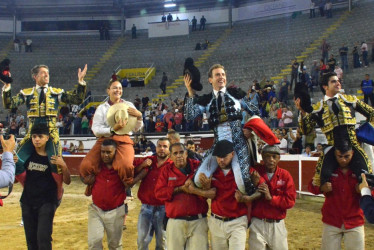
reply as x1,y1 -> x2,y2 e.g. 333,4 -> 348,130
2,83 -> 86,145
298,94 -> 374,146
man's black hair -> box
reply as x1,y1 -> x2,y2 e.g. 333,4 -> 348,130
170,142 -> 186,153
30,123 -> 49,135
335,140 -> 352,154
186,140 -> 195,146
320,72 -> 337,94
102,139 -> 117,148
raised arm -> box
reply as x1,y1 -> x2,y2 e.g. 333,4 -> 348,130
2,84 -> 26,109
60,64 -> 88,105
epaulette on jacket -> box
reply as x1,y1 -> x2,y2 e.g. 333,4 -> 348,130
50,87 -> 64,95
312,100 -> 323,113
195,93 -> 213,106
227,87 -> 246,99
20,87 -> 34,96
340,94 -> 357,103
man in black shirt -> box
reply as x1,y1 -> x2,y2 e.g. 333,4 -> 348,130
20,124 -> 70,250
290,59 -> 299,91
191,16 -> 197,31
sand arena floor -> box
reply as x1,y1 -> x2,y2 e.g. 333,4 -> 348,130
1,176 -> 374,249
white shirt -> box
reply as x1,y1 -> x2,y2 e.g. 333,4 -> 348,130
213,87 -> 227,98
92,99 -> 143,137
361,43 -> 368,52
282,111 -> 293,125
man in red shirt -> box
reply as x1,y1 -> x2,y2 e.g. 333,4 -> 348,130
248,145 -> 296,250
155,143 -> 215,250
82,139 -> 127,249
199,140 -> 261,249
308,142 -> 365,250
174,109 -> 183,131
135,138 -> 172,250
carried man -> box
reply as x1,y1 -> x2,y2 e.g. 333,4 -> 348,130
295,72 -> 374,187
1,64 -> 87,176
184,64 -> 259,195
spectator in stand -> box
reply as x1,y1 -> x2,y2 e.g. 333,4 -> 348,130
278,134 -> 288,154
141,94 -> 149,109
281,106 -> 294,127
143,107 -> 151,133
311,60 -> 320,86
334,64 -> 343,82
14,37 -> 20,52
353,43 -> 361,68
339,44 -> 349,73
201,112 -> 209,131
310,0 -> 316,18
174,109 -> 183,132
160,72 -> 168,94
25,38 -> 32,52
155,118 -> 164,133
19,124 -> 27,136
279,76 -> 290,104
191,16 -> 197,31
77,141 -> 84,153
148,115 -> 156,133
327,54 -> 336,71
319,58 -> 327,77
319,0 -> 325,17
134,95 -> 141,110
9,120 -> 17,135
167,13 -> 173,22
131,24 -> 137,39
111,71 -> 117,82
163,109 -> 174,130
247,145 -> 296,249
269,105 -> 279,129
361,74 -> 374,105
308,142 -> 365,250
302,145 -> 312,157
321,39 -> 331,64
161,14 -> 166,22
73,114 -> 82,135
200,16 -> 206,30
81,115 -> 89,134
325,1 -> 332,18
289,128 -> 303,154
312,143 -> 324,157
248,87 -> 260,108
290,59 -> 299,91
361,41 -> 369,67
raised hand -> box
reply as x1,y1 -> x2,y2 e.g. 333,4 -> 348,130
184,74 -> 194,97
78,64 -> 88,82
0,134 -> 15,153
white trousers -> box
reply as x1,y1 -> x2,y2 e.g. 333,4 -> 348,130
88,203 -> 126,250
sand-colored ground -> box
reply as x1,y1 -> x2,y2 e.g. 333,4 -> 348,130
1,177 -> 374,249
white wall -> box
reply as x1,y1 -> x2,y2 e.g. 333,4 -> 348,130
0,19 -> 22,33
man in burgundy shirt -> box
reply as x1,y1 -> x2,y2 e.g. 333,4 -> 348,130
248,145 -> 296,250
134,138 -> 172,250
308,142 -> 365,250
82,139 -> 127,249
199,140 -> 261,249
155,143 -> 215,250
